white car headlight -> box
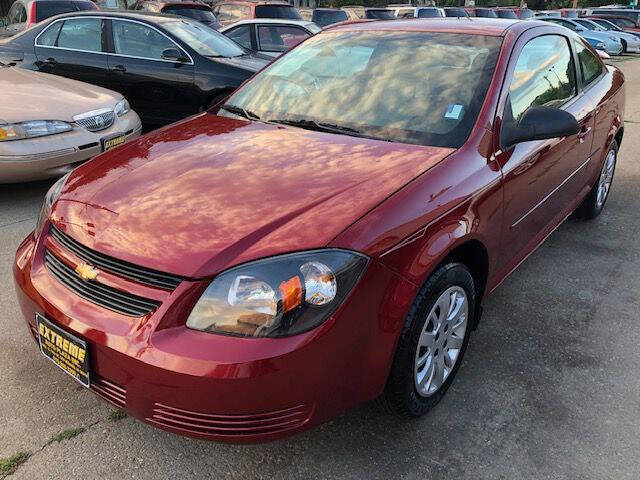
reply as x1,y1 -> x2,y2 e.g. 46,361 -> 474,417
186,250 -> 368,338
114,98 -> 130,117
0,120 -> 72,142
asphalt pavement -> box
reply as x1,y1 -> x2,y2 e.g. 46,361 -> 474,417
1,57 -> 640,480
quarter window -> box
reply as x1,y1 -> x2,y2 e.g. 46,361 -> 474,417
36,21 -> 63,46
225,25 -> 251,50
575,40 -> 604,87
56,18 -> 103,52
112,20 -> 175,60
507,35 -> 576,122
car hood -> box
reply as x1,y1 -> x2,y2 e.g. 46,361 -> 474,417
586,30 -> 619,43
52,114 -> 453,278
0,67 -> 120,124
212,54 -> 270,72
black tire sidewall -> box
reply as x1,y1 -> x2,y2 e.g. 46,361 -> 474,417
384,263 -> 476,417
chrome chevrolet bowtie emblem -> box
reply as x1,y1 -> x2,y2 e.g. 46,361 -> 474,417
75,262 -> 99,282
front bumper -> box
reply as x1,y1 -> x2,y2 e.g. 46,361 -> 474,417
13,227 -> 414,443
0,111 -> 141,183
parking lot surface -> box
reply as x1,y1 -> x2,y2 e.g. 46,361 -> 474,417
2,57 -> 640,480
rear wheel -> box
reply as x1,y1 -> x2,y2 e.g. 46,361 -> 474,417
621,39 -> 628,53
576,140 -> 618,219
381,263 -> 475,417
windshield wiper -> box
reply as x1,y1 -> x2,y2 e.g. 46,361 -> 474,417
269,118 -> 381,140
220,104 -> 261,121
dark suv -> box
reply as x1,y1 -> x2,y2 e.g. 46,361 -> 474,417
0,0 -> 97,38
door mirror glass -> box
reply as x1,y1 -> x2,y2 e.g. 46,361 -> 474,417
161,47 -> 187,62
501,106 -> 579,149
0,18 -> 6,28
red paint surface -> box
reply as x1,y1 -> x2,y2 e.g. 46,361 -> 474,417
14,19 -> 625,442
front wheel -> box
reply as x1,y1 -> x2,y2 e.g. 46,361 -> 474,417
381,263 -> 475,417
575,140 -> 618,219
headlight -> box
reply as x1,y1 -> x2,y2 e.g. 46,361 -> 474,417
114,99 -> 130,117
0,121 -> 72,142
35,172 -> 71,237
597,42 -> 606,49
186,250 -> 368,338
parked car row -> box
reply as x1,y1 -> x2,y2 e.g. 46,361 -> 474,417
11,17 -> 625,445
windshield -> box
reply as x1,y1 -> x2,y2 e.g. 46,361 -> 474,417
225,31 -> 501,148
164,19 -> 245,57
163,6 -> 221,27
496,10 -> 517,19
365,9 -> 395,19
312,9 -> 348,27
594,19 -> 620,31
417,8 -> 442,18
475,9 -> 497,18
255,5 -> 302,19
519,9 -> 534,19
445,8 -> 468,17
575,19 -> 597,30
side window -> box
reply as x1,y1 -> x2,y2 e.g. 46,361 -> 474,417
575,40 -> 604,87
257,25 -> 309,52
508,35 -> 576,122
56,18 -> 102,52
36,21 -> 63,46
112,19 -> 176,60
226,25 -> 251,49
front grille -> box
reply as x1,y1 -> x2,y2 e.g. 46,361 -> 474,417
44,250 -> 161,317
73,109 -> 115,132
91,375 -> 126,408
147,403 -> 312,438
50,226 -> 182,290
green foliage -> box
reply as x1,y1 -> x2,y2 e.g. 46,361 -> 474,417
108,409 -> 127,422
49,427 -> 85,444
0,452 -> 30,476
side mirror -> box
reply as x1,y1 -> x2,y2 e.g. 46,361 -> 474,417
501,106 -> 580,150
597,49 -> 611,60
161,47 -> 188,62
0,18 -> 6,28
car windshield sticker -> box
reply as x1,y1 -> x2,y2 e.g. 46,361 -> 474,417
445,104 -> 464,120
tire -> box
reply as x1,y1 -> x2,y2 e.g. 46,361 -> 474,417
621,39 -> 628,54
575,140 -> 618,220
381,262 -> 476,417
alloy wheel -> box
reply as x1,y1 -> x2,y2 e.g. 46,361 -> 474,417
597,148 -> 616,208
414,286 -> 468,397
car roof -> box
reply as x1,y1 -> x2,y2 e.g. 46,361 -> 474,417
220,18 -> 315,28
42,9 -> 189,24
214,0 -> 293,5
328,17 -> 535,37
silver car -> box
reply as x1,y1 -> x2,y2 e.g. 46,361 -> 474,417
580,17 -> 640,53
1,65 -> 141,183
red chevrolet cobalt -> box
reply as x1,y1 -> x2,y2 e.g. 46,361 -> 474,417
14,19 -> 624,442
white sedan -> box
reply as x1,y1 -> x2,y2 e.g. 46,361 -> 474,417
220,19 -> 321,58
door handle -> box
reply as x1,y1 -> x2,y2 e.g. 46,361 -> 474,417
578,126 -> 591,144
110,65 -> 126,73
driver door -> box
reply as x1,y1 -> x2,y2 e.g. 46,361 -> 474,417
494,31 -> 595,271
105,18 -> 195,127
